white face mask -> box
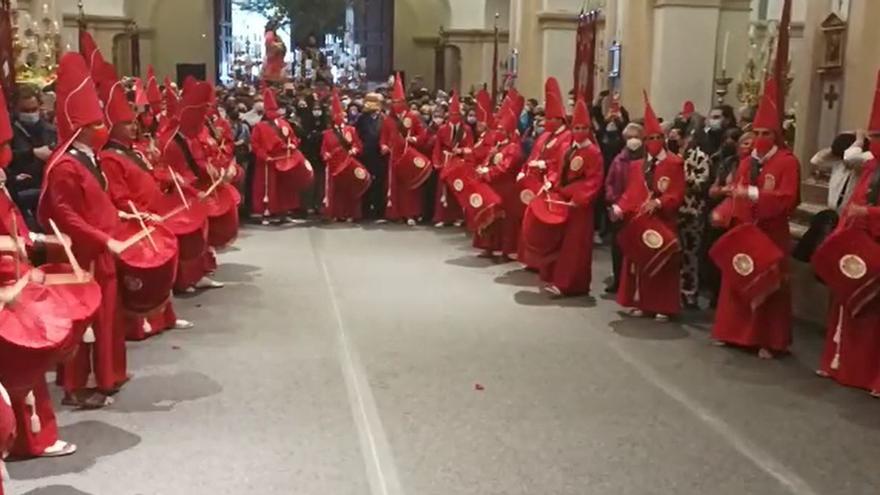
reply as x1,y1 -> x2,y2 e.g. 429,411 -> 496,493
18,112 -> 40,125
626,138 -> 642,151
312,110 -> 323,117
467,116 -> 477,124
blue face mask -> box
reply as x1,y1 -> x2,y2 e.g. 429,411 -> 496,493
18,112 -> 40,125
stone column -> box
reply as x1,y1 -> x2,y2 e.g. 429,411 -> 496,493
614,0 -> 652,113
840,0 -> 880,131
714,0 -> 751,108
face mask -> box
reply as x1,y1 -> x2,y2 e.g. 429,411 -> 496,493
626,138 -> 642,151
466,116 -> 477,125
253,102 -> 265,114
573,130 -> 590,143
313,110 -> 323,117
535,126 -> 545,135
84,125 -> 110,150
708,118 -> 722,130
544,119 -> 561,133
666,140 -> 680,154
606,123 -> 618,133
754,135 -> 775,156
218,108 -> 227,118
18,112 -> 40,125
433,117 -> 444,126
645,139 -> 664,156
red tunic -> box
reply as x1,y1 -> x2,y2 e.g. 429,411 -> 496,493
539,141 -> 604,295
711,148 -> 799,350
616,151 -> 686,315
381,110 -> 431,221
38,147 -> 126,393
251,117 -> 302,215
321,124 -> 365,220
473,138 -> 524,255
818,158 -> 880,391
432,122 -> 474,224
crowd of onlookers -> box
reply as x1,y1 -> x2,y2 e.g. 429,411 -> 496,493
4,76 -> 861,310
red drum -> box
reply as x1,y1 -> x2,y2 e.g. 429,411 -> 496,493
115,221 -> 179,316
395,146 -> 432,190
273,149 -> 305,172
205,184 -> 240,248
39,263 -> 102,366
276,151 -> 315,192
336,157 -> 373,199
515,174 -> 544,218
443,160 -> 476,206
154,192 -> 208,261
0,281 -> 74,394
812,226 -> 880,316
0,381 -> 14,455
521,191 -> 569,262
709,223 -> 784,309
710,197 -> 735,229
618,214 -> 681,277
462,180 -> 504,233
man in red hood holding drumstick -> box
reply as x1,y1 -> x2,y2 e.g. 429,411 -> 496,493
322,88 -> 369,222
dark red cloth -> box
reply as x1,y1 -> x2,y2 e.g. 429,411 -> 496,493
616,152 -> 685,315
322,124 -> 365,220
711,148 -> 799,350
432,123 -> 474,224
381,110 -> 430,221
10,381 -> 58,458
251,117 -> 302,215
473,139 -> 524,255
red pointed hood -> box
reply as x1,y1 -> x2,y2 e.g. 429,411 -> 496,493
544,77 -> 565,121
146,65 -> 162,105
78,30 -> 105,78
331,88 -> 345,125
391,72 -> 405,102
496,108 -> 518,137
55,52 -> 104,142
752,77 -> 780,133
164,76 -> 179,118
868,69 -> 880,133
178,80 -> 212,138
262,87 -> 280,118
448,91 -> 461,124
572,97 -> 591,129
133,77 -> 148,107
681,100 -> 695,119
476,89 -> 494,128
95,61 -> 135,128
642,90 -> 663,137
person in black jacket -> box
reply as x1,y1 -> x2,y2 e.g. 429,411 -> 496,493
355,93 -> 388,221
9,85 -> 57,230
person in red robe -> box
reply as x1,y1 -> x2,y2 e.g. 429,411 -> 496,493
381,73 -> 431,226
473,96 -> 525,259
539,98 -> 604,297
612,92 -> 685,321
0,381 -> 13,494
322,89 -> 367,222
816,72 -> 880,393
710,78 -> 799,358
37,52 -> 125,408
517,77 -> 573,269
470,89 -> 498,167
93,60 -> 194,341
432,92 -> 473,227
250,88 -> 305,224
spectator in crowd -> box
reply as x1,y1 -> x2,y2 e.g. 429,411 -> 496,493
9,84 -> 56,229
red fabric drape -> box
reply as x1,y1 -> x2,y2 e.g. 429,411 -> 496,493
774,0 -> 792,124
574,11 -> 599,104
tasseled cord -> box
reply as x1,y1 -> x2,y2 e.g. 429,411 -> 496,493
831,306 -> 844,371
83,325 -> 96,344
24,390 -> 41,434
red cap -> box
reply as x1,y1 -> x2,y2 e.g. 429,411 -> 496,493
78,30 -> 105,78
642,90 -> 663,137
496,108 -> 518,136
262,87 -> 280,118
476,89 -> 494,128
868,69 -> 880,133
449,91 -> 461,118
544,77 -> 565,121
55,52 -> 104,142
571,97 -> 591,129
164,76 -> 179,118
179,81 -> 212,138
752,77 -> 780,133
331,88 -> 345,125
95,61 -> 135,128
391,72 -> 405,102
146,65 -> 162,105
0,89 -> 11,145
682,100 -> 695,119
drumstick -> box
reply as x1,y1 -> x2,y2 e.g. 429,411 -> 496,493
128,201 -> 159,251
159,204 -> 187,222
9,210 -> 21,280
0,274 -> 30,310
169,169 -> 191,210
544,199 -> 575,207
119,225 -> 157,252
48,219 -> 85,281
203,176 -> 223,199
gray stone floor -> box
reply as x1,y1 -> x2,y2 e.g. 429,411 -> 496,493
7,224 -> 880,495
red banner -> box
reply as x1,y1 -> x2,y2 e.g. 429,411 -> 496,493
0,0 -> 15,99
774,0 -> 792,124
574,10 -> 598,104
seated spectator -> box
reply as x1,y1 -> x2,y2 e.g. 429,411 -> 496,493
10,84 -> 56,230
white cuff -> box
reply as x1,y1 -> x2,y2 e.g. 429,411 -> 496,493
747,185 -> 759,202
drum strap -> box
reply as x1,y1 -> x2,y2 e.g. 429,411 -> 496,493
173,133 -> 202,178
68,148 -> 108,191
452,124 -> 464,148
332,126 -> 353,153
106,141 -> 152,172
561,145 -> 578,186
392,113 -> 409,138
643,157 -> 657,197
749,157 -> 762,185
266,118 -> 290,145
866,164 -> 880,206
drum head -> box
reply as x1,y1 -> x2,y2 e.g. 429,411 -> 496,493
529,192 -> 569,225
116,222 -> 179,270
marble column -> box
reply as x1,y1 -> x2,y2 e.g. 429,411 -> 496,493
840,0 -> 880,131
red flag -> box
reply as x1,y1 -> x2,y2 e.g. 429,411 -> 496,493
491,16 -> 500,106
774,0 -> 792,125
574,11 -> 597,103
0,0 -> 14,99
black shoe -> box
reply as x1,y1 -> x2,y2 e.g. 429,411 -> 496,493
604,284 -> 618,294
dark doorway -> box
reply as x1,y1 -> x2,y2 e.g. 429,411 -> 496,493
215,0 -> 233,82
176,63 -> 207,84
355,0 -> 394,82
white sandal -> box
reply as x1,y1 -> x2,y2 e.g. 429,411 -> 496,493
39,440 -> 77,458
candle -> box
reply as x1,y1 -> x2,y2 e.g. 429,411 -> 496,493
721,31 -> 730,72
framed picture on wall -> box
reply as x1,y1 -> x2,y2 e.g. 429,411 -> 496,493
608,41 -> 621,79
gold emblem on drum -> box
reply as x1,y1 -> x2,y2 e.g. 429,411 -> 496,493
414,157 -> 427,169
520,189 -> 536,205
657,176 -> 670,193
453,179 -> 465,192
641,229 -> 664,249
763,174 -> 775,191
493,153 -> 503,165
354,167 -> 367,180
732,253 -> 755,277
403,117 -> 412,129
469,193 -> 484,208
570,156 -> 584,172
840,254 -> 868,280
123,276 -> 144,292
